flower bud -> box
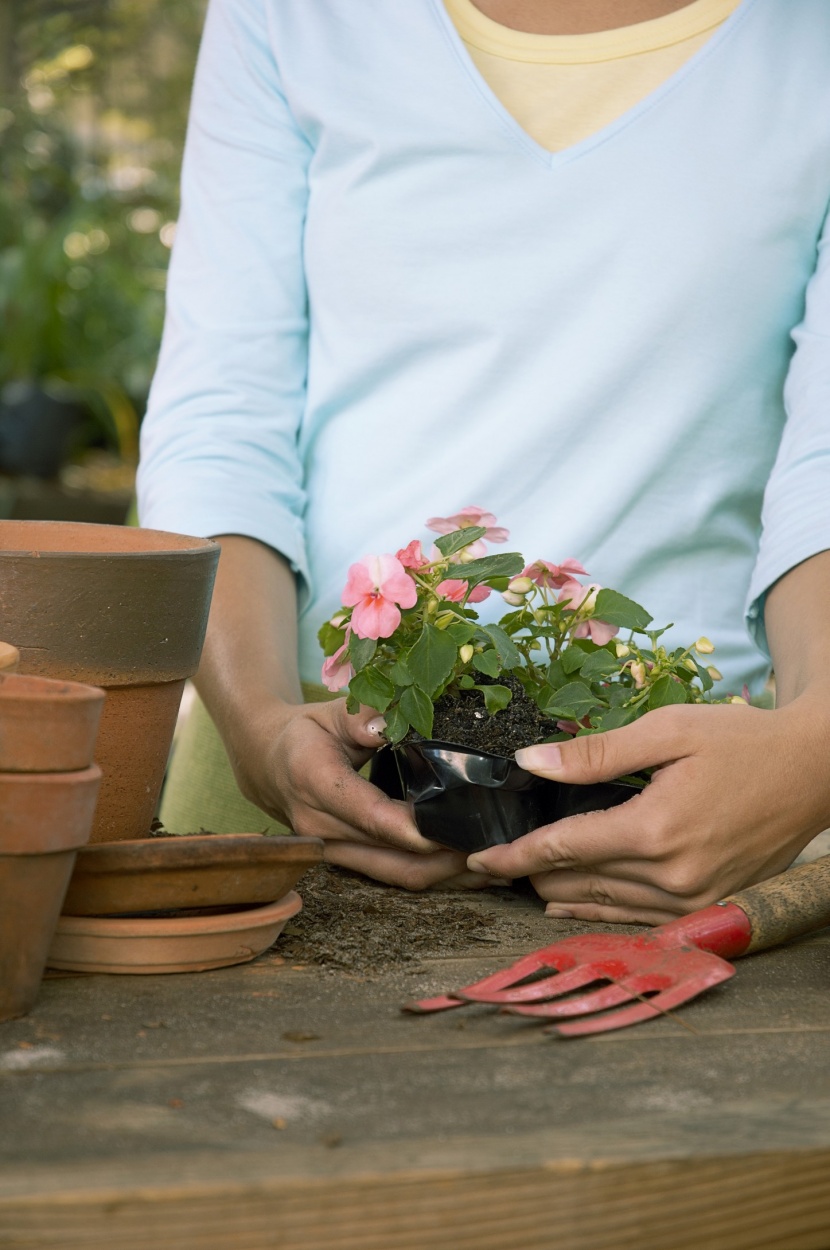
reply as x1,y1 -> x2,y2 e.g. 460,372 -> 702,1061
683,658 -> 698,673
630,661 -> 647,689
426,598 -> 438,617
329,613 -> 347,628
459,644 -> 474,665
502,590 -> 525,606
580,587 -> 599,613
729,695 -> 748,705
615,643 -> 630,659
707,665 -> 723,681
507,576 -> 533,595
694,636 -> 715,655
456,545 -> 476,565
435,611 -> 455,630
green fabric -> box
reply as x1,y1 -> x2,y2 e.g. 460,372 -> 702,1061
160,683 -> 335,836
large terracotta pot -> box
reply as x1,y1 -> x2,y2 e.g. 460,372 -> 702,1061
0,521 -> 219,843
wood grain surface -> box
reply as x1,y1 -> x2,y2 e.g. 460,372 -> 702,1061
1,875 -> 829,1250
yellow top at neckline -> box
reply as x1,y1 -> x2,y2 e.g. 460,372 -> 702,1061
444,0 -> 743,63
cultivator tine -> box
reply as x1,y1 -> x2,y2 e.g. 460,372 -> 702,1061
403,943 -> 576,1014
502,978 -> 647,1020
458,958 -> 631,1006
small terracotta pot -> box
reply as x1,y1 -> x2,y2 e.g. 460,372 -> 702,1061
0,673 -> 105,772
0,642 -> 19,672
62,833 -> 323,916
0,520 -> 219,842
0,764 -> 101,1022
48,890 -> 302,974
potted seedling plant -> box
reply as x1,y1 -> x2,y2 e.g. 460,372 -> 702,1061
319,507 -> 746,854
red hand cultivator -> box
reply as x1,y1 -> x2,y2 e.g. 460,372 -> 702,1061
405,855 -> 830,1037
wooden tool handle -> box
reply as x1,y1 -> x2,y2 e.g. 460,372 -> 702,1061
725,854 -> 830,954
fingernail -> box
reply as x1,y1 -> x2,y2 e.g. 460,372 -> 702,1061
515,744 -> 562,772
546,906 -> 574,919
366,716 -> 387,737
467,854 -> 496,875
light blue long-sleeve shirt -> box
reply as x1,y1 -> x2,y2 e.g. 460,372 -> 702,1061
137,0 -> 830,692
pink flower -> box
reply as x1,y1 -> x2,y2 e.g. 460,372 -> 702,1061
396,539 -> 429,570
342,554 -> 417,640
425,505 -> 509,560
321,633 -> 355,692
436,578 -> 491,604
558,582 -> 619,646
522,558 -> 588,589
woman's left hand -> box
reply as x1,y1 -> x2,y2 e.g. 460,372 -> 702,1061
465,696 -> 830,924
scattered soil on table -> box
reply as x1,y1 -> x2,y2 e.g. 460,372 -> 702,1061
415,674 -> 559,757
280,861 -> 534,975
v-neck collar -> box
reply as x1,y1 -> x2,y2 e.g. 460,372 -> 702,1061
428,0 -> 758,171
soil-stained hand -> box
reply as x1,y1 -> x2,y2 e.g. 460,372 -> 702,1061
465,700 -> 830,924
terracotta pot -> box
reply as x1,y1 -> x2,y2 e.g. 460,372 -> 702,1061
0,672 -> 105,772
0,642 -> 19,672
62,833 -> 323,916
0,765 -> 101,1022
48,890 -> 302,974
0,520 -> 219,842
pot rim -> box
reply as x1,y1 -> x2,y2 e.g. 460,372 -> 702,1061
55,889 -> 302,937
0,673 -> 105,704
72,833 -> 324,874
0,763 -> 102,788
0,520 -> 219,558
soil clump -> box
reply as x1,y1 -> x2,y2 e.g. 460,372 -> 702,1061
279,862 -> 533,975
421,674 -> 559,757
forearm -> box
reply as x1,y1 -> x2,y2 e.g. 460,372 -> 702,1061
764,550 -> 830,707
194,534 -> 303,756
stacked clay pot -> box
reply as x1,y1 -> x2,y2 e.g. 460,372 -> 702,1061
0,521 -> 219,844
0,668 -> 104,1021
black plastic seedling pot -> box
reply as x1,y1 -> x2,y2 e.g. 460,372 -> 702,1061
370,741 -> 639,855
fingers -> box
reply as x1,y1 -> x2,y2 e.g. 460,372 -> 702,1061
323,842 -> 506,891
290,767 -> 437,854
514,704 -> 703,785
318,698 -> 390,755
530,869 -> 691,925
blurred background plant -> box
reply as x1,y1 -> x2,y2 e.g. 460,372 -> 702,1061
0,0 -> 204,517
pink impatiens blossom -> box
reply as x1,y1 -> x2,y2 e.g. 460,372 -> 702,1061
522,558 -> 588,590
425,505 -> 509,560
342,554 -> 417,640
558,582 -> 620,646
396,539 -> 429,570
321,631 -> 355,692
436,578 -> 491,604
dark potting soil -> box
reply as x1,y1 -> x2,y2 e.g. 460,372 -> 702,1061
417,673 -> 559,757
279,862 -> 534,975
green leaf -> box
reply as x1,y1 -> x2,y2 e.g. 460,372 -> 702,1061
495,608 -> 528,634
434,526 -> 487,558
446,552 -> 524,586
580,649 -> 621,680
474,684 -> 513,715
692,659 -> 714,692
560,646 -> 585,675
480,624 -> 522,669
594,706 -> 637,731
458,674 -> 475,689
348,634 -> 377,670
593,589 -> 653,631
388,657 -> 413,687
382,703 -> 408,744
546,659 -> 568,688
446,621 -> 477,646
349,667 -> 396,713
345,694 -> 360,716
318,620 -> 346,657
400,685 -> 434,738
472,649 -> 500,678
648,675 -> 688,709
406,624 -> 458,698
544,680 -> 602,719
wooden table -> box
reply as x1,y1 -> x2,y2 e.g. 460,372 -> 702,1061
1,867 -> 829,1250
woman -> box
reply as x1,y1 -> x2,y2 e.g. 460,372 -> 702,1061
138,0 -> 830,923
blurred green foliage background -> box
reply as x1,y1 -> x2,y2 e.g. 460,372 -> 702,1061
0,0 -> 205,467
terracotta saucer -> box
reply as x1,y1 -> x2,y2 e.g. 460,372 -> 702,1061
47,890 -> 302,974
62,833 -> 323,916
